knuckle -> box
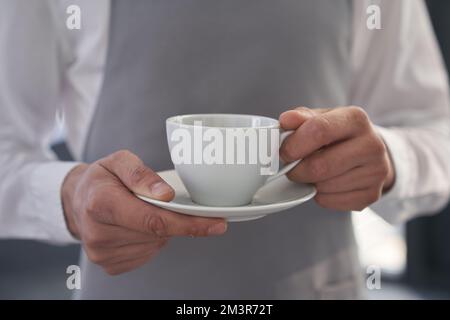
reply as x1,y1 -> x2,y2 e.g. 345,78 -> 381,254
111,149 -> 134,161
143,214 -> 168,237
348,106 -> 370,129
371,136 -> 387,155
84,188 -> 115,224
377,159 -> 390,177
307,116 -> 331,145
85,249 -> 105,265
85,189 -> 102,217
128,165 -> 149,186
84,232 -> 106,248
370,158 -> 390,181
294,106 -> 314,116
367,188 -> 381,204
84,234 -> 96,248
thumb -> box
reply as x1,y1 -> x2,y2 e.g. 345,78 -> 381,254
279,107 -> 328,130
98,150 -> 175,202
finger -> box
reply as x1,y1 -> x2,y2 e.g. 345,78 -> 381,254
99,150 -> 175,201
279,107 -> 316,130
88,240 -> 167,265
281,106 -> 370,162
287,136 -> 375,183
315,165 -> 383,193
315,188 -> 382,212
91,187 -> 227,237
106,242 -> 165,265
84,222 -> 162,248
310,108 -> 333,114
103,254 -> 153,276
279,107 -> 332,130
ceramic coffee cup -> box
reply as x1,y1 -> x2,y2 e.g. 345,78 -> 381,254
166,114 -> 300,206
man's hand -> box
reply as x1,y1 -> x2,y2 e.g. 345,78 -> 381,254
61,150 -> 227,275
280,106 -> 395,212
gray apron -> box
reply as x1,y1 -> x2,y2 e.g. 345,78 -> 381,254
78,0 -> 362,299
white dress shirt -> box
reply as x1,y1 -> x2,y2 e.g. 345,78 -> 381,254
0,0 -> 449,244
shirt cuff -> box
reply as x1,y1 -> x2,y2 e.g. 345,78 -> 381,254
29,161 -> 81,244
369,126 -> 415,224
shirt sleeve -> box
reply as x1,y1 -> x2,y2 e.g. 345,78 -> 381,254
0,0 -> 79,244
351,0 -> 450,224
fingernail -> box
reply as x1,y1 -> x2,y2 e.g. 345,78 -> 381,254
207,222 -> 227,235
150,181 -> 173,199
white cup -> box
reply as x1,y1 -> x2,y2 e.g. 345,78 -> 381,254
166,114 -> 300,206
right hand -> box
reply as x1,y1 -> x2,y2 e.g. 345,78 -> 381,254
61,150 -> 227,275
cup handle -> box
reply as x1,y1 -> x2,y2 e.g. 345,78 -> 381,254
265,130 -> 302,184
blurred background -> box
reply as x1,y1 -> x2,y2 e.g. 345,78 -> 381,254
1,0 -> 450,299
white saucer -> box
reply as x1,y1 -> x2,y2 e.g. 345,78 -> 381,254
136,170 -> 316,222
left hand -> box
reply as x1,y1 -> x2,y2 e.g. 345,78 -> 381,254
279,106 -> 395,212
